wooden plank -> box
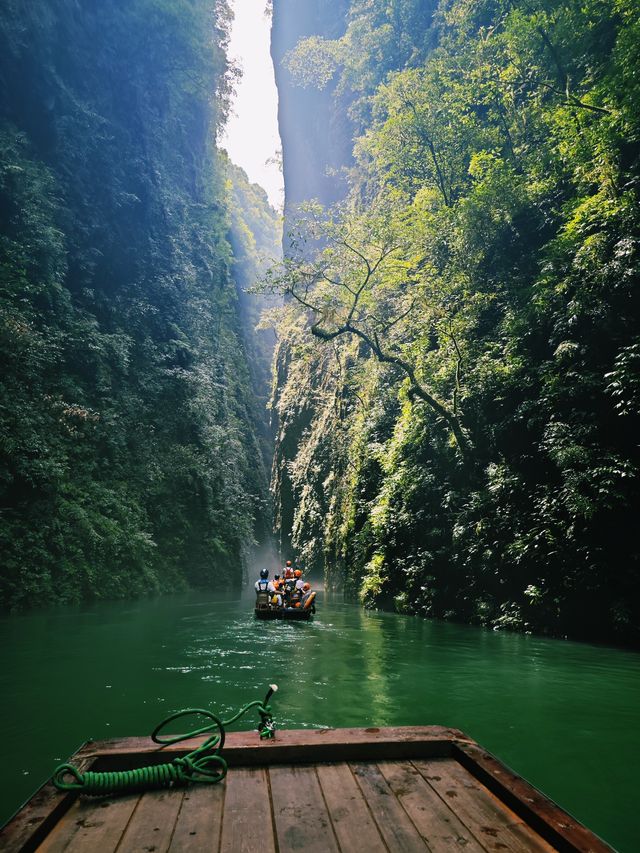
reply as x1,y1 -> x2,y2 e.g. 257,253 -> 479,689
116,789 -> 183,853
74,726 -> 468,769
167,784 -> 224,853
378,760 -> 486,853
219,767 -> 275,853
269,765 -> 340,853
1,729 -> 615,853
35,794 -> 139,853
351,762 -> 430,852
414,758 -> 556,853
316,763 -> 387,852
0,749 -> 93,853
452,742 -> 614,853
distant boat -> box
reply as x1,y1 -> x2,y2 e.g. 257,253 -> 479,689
254,605 -> 313,621
254,590 -> 316,620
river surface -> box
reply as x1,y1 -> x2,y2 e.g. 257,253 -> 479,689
1,589 -> 638,850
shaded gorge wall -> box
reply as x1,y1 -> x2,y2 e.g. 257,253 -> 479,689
0,1 -> 279,606
270,0 -> 352,561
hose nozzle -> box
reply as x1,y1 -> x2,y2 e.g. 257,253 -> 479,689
264,684 -> 278,705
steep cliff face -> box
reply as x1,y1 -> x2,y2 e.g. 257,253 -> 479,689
0,1 -> 277,606
226,158 -> 282,544
269,0 -> 352,559
269,0 -> 640,644
271,0 -> 352,216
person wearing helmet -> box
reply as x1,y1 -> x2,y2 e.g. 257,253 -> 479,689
254,569 -> 273,612
301,581 -> 316,613
255,568 -> 270,593
271,574 -> 283,608
289,570 -> 304,607
283,569 -> 296,604
256,569 -> 278,601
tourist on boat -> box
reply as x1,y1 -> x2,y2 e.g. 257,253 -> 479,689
282,565 -> 296,604
254,569 -> 275,612
301,582 -> 316,610
271,574 -> 283,608
289,570 -> 305,607
255,568 -> 271,593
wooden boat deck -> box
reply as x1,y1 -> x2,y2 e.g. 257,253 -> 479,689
1,726 -> 613,852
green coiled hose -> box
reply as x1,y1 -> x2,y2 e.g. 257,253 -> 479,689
52,684 -> 277,796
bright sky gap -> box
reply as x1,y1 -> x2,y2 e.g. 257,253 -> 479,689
220,0 -> 283,210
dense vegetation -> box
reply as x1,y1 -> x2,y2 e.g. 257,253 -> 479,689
270,0 -> 640,644
0,1 -> 279,608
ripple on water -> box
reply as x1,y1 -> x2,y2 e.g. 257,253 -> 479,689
1,591 -> 639,852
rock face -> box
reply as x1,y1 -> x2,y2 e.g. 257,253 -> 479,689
0,1 -> 278,606
271,0 -> 352,219
270,0 -> 354,561
268,0 -> 640,645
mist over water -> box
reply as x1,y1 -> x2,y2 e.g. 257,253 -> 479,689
1,590 -> 638,851
245,543 -> 281,583
247,549 -> 324,587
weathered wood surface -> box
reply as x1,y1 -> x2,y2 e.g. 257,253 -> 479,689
378,759 -> 486,853
315,762 -> 387,851
168,783 -> 224,853
219,767 -> 275,853
36,794 -> 139,853
0,747 -> 94,853
452,741 -> 610,853
270,765 -> 341,853
0,727 -> 614,853
350,761 -> 431,851
414,758 -> 556,853
71,725 -> 471,768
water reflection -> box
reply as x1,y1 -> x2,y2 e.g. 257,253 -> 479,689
0,590 -> 639,851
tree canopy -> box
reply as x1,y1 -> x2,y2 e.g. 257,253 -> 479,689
270,0 -> 640,644
0,1 -> 280,607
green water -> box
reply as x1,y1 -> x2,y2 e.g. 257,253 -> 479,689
1,590 -> 638,851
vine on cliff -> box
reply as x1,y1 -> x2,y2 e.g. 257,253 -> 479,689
271,0 -> 640,644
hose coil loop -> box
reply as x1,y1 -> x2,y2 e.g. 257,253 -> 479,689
53,686 -> 277,796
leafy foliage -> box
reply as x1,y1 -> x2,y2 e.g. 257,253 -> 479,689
272,0 -> 640,644
0,1 -> 278,608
